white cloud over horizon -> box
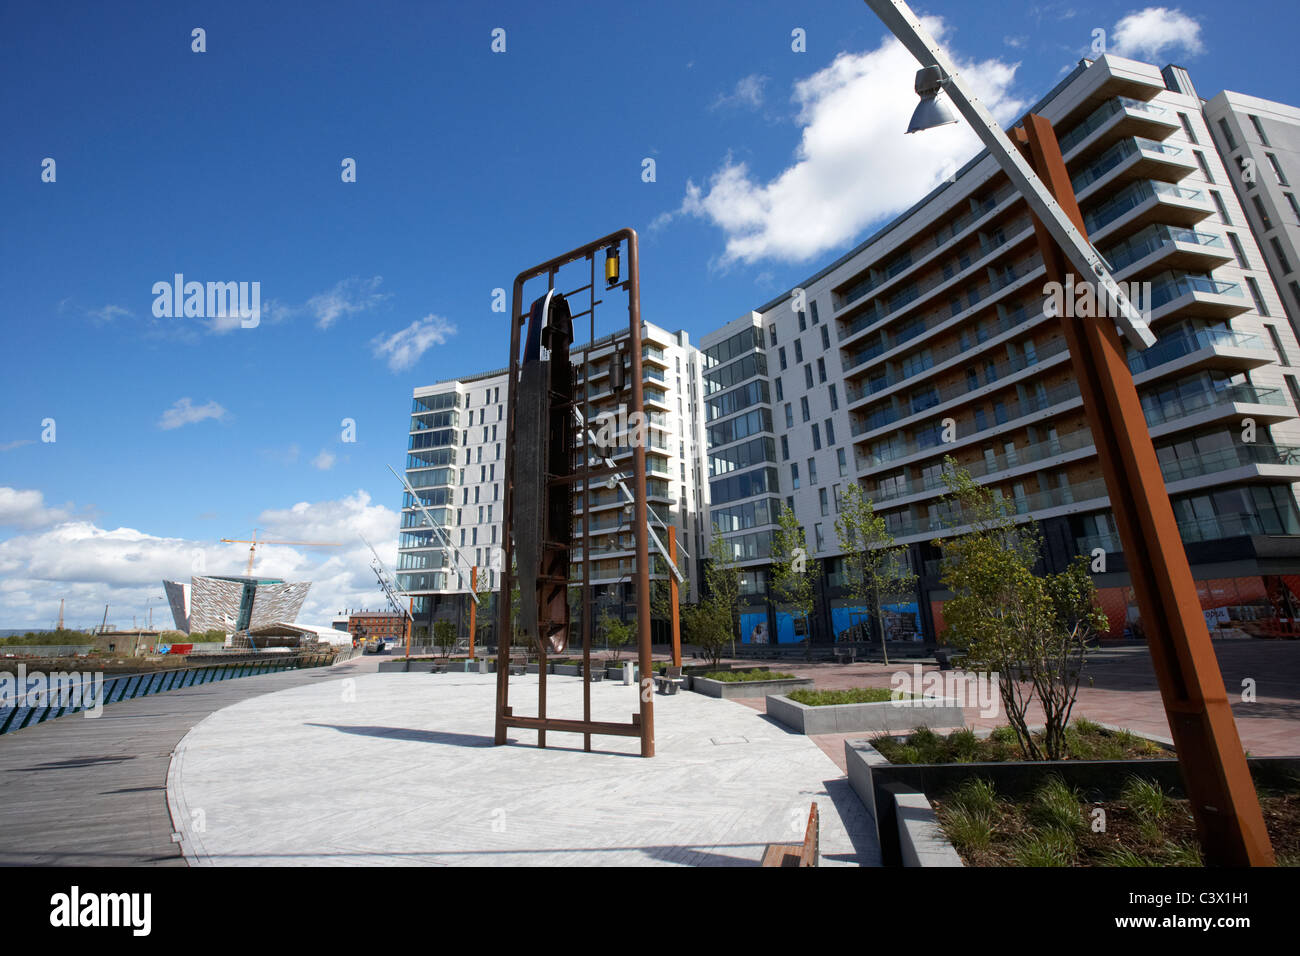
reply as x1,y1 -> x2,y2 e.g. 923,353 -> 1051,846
664,17 -> 1029,267
0,487 -> 400,629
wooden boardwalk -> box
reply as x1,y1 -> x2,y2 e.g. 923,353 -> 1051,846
0,655 -> 376,866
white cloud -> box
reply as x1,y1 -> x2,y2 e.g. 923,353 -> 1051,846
88,304 -> 130,323
1110,7 -> 1204,61
670,17 -> 1027,266
0,487 -> 72,530
712,73 -> 768,110
312,450 -> 337,471
158,397 -> 227,430
307,276 -> 388,329
0,439 -> 35,452
0,490 -> 401,629
371,314 -> 456,372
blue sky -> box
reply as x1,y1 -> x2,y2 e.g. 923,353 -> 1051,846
2,0 -> 1297,628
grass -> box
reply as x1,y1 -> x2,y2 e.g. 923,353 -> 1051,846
786,687 -> 895,706
700,669 -> 795,683
873,721 -> 1165,764
930,775 -> 1291,867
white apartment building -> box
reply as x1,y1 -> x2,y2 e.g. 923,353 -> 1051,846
398,322 -> 710,639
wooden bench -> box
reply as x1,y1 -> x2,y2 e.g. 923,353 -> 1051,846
509,655 -> 527,676
653,666 -> 685,695
761,802 -> 819,867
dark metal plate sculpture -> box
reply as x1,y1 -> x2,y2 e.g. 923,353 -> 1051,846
514,290 -> 574,653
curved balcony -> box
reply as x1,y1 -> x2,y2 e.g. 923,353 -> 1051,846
1072,136 -> 1196,202
1104,224 -> 1232,278
1129,328 -> 1270,380
1084,180 -> 1212,244
1143,383 -> 1288,433
1059,96 -> 1181,164
1147,274 -> 1248,325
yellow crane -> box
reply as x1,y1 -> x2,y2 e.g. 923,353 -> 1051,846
220,529 -> 342,576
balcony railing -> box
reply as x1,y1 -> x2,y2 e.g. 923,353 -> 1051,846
1071,136 -> 1183,194
1149,275 -> 1243,311
1084,180 -> 1204,235
1104,224 -> 1225,274
1128,328 -> 1262,376
1079,512 -> 1276,553
1142,383 -> 1285,428
1058,96 -> 1168,156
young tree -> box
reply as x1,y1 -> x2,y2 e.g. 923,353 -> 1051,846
432,619 -> 457,659
598,609 -> 634,663
770,504 -> 821,657
704,532 -> 741,657
935,459 -> 1107,760
834,482 -> 917,665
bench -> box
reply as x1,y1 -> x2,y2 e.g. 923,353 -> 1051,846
761,802 -> 819,867
834,645 -> 856,664
653,666 -> 685,695
509,655 -> 527,676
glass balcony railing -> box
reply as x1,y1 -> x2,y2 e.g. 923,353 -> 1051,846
1159,443 -> 1300,483
1058,96 -> 1168,155
1079,513 -> 1270,553
1142,383 -> 1285,428
1128,328 -> 1262,375
850,338 -> 1070,436
1071,137 -> 1183,194
1084,180 -> 1204,235
1149,275 -> 1243,311
1103,224 -> 1225,274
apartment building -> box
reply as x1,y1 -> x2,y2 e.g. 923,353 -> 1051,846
398,322 -> 710,640
1204,91 -> 1300,339
707,54 -> 1300,646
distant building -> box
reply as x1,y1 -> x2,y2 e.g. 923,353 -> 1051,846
162,575 -> 311,636
343,609 -> 405,642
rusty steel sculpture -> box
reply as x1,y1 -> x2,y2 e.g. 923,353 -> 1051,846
495,228 -> 656,757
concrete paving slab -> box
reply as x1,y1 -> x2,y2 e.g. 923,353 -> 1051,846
167,672 -> 879,867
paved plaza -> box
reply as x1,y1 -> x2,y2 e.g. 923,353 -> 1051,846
166,671 -> 879,866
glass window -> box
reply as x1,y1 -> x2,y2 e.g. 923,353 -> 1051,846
1252,194 -> 1274,231
829,384 -> 839,411
800,397 -> 810,422
837,448 -> 848,476
812,424 -> 822,451
791,463 -> 800,489
808,457 -> 818,485
795,340 -> 804,363
1210,190 -> 1231,225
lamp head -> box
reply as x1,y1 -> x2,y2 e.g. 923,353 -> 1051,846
907,65 -> 958,134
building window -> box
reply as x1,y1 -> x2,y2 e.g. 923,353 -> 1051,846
812,423 -> 822,450
795,340 -> 804,363
1177,112 -> 1198,144
808,457 -> 818,485
1194,150 -> 1214,183
837,448 -> 848,476
781,436 -> 790,461
1249,114 -> 1271,148
814,523 -> 825,552
775,376 -> 783,401
832,483 -> 842,512
804,365 -> 814,389
1267,325 -> 1290,366
800,396 -> 811,422
1267,153 -> 1289,187
817,357 -> 827,383
828,384 -> 838,411
825,419 -> 835,445
1210,190 -> 1231,224
778,347 -> 787,370
810,301 -> 820,325
791,463 -> 800,490
785,403 -> 794,428
1227,232 -> 1249,268
1286,193 -> 1300,222
1270,236 -> 1293,274
769,325 -> 777,345
1286,374 -> 1300,410
819,487 -> 829,516
1248,277 -> 1271,316
1217,118 -> 1237,152
820,326 -> 830,350
1252,194 -> 1274,231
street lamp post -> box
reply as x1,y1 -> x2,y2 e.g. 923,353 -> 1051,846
864,0 -> 1274,865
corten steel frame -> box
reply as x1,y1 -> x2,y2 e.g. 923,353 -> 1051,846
494,228 -> 655,757
1013,115 -> 1274,865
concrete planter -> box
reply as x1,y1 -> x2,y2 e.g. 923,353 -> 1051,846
553,664 -> 581,676
766,694 -> 964,735
690,676 -> 814,699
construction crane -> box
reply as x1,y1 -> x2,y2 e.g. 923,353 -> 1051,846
220,529 -> 342,576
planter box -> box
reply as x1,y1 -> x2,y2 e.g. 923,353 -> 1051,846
690,676 -> 814,699
843,739 -> 1300,867
767,694 -> 963,735
553,664 -> 581,677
